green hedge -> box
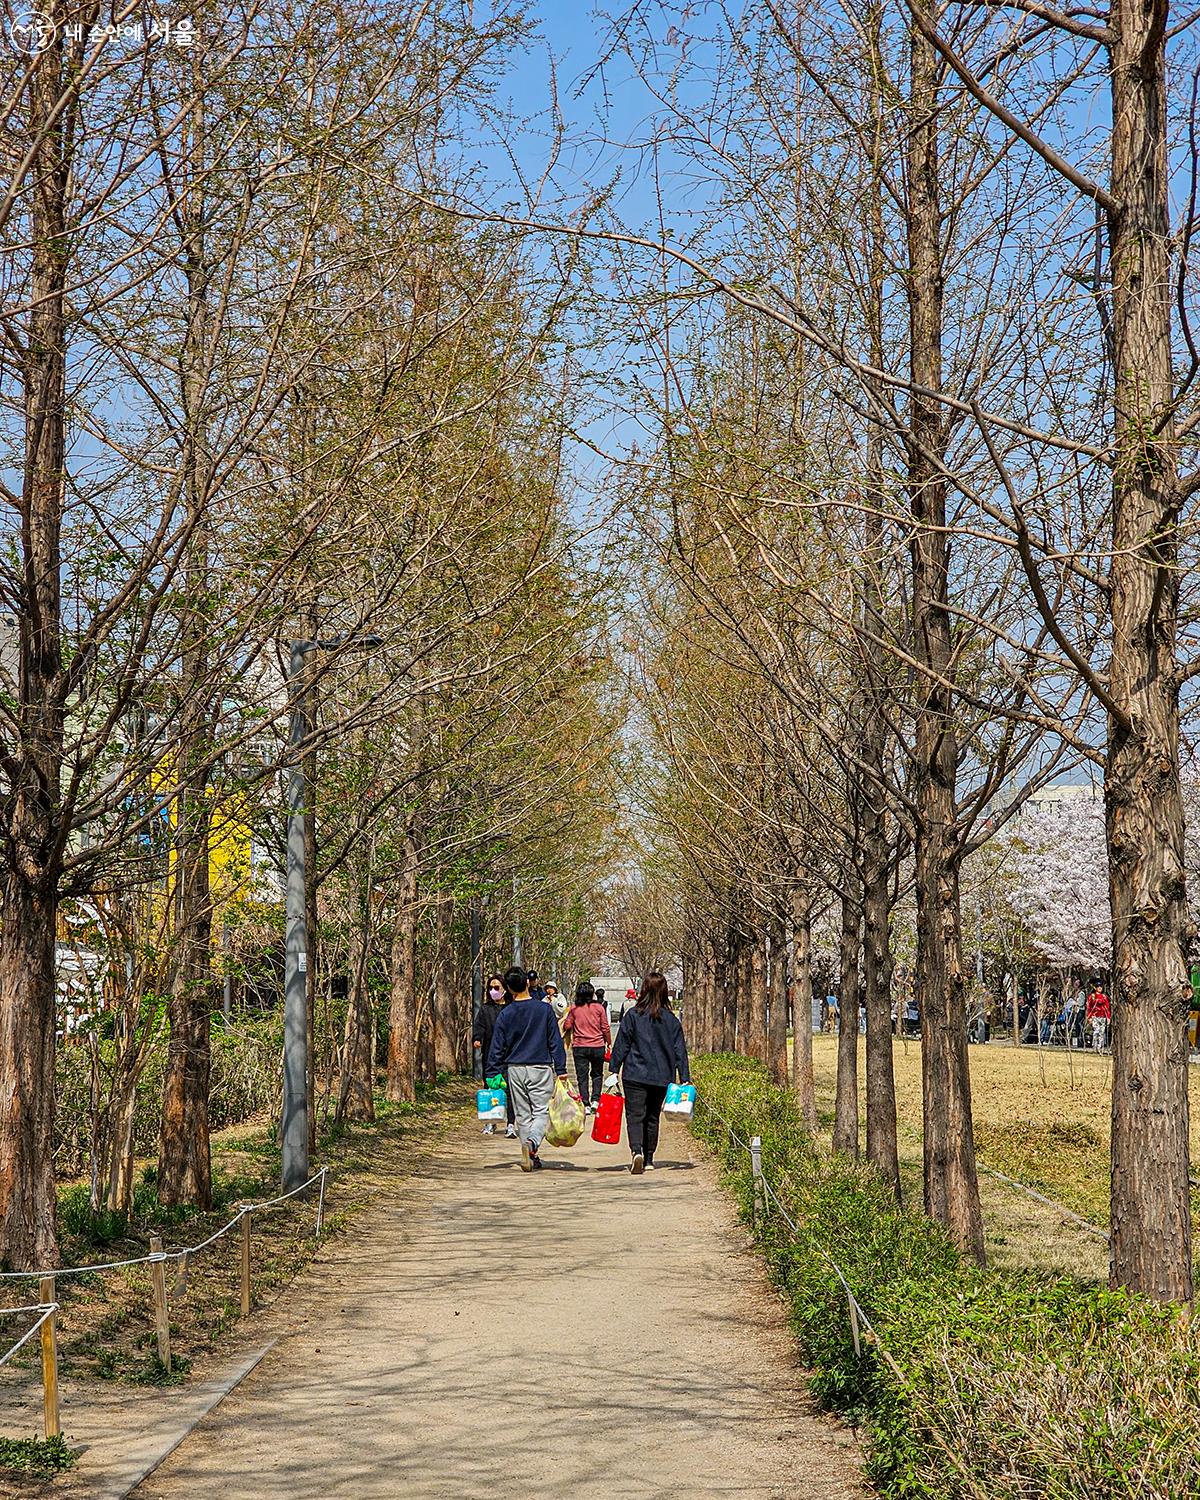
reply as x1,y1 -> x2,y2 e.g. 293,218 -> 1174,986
691,1054 -> 1200,1500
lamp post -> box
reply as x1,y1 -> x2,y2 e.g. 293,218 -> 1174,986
282,630 -> 381,1191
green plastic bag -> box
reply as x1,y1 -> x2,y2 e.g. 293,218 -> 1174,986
543,1076 -> 585,1147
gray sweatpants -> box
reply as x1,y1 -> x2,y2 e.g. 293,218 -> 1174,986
507,1063 -> 556,1149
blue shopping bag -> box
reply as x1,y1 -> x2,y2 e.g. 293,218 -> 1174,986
477,1088 -> 507,1122
664,1083 -> 696,1116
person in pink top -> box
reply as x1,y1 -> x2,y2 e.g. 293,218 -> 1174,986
563,981 -> 612,1114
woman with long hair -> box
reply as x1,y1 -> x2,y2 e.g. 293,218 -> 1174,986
608,972 -> 690,1174
562,980 -> 611,1112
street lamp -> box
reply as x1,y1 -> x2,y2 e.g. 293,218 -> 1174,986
282,630 -> 382,1191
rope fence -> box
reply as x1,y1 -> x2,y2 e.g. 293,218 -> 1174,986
0,1165 -> 329,1442
691,1093 -> 991,1500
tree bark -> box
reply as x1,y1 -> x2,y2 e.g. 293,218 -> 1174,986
833,879 -> 860,1158
789,885 -> 818,1132
746,927 -> 768,1063
767,913 -> 789,1086
386,831 -> 419,1103
336,917 -> 375,1124
1104,0 -> 1192,1302
862,822 -> 900,1198
157,779 -> 213,1207
432,890 -> 459,1073
722,926 -> 739,1052
907,9 -> 984,1260
0,15 -> 71,1266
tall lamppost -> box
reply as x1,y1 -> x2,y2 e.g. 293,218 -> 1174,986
282,630 -> 381,1191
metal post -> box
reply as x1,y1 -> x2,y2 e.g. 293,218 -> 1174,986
511,873 -> 522,965
282,640 -> 309,1190
470,900 -> 483,1081
222,919 -> 232,1024
750,1135 -> 764,1228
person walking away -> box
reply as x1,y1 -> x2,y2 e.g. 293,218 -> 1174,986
486,965 -> 568,1172
563,981 -> 611,1113
609,972 -> 690,1175
473,975 -> 510,1136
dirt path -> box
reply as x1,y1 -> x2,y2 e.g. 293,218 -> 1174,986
130,1114 -> 863,1500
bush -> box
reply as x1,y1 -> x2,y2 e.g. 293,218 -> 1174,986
692,1054 -> 1200,1500
54,1013 -> 283,1177
0,1435 -> 77,1478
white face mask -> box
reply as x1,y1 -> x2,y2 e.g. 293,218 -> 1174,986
489,987 -> 502,1000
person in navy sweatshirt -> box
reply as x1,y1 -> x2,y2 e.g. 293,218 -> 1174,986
609,972 -> 690,1175
486,965 -> 568,1172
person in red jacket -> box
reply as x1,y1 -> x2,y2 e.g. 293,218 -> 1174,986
1086,985 -> 1111,1050
563,981 -> 611,1113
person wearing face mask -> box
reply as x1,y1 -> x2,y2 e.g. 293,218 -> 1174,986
474,975 -> 516,1137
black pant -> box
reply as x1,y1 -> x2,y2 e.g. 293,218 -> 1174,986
574,1047 -> 605,1108
624,1081 -> 668,1162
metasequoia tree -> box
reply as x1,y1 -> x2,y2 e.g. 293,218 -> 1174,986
0,0 -> 542,1263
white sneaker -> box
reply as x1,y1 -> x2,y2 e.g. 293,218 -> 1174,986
505,1124 -> 518,1138
630,1153 -> 645,1175
482,1124 -> 495,1135
644,1162 -> 656,1171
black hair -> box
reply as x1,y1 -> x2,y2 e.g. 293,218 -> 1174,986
636,972 -> 671,1020
575,981 -> 595,1006
486,974 -> 507,998
595,987 -> 605,999
504,965 -> 529,995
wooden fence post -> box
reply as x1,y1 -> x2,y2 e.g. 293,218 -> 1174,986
148,1236 -> 170,1373
240,1209 -> 252,1316
38,1277 -> 59,1440
750,1136 -> 764,1228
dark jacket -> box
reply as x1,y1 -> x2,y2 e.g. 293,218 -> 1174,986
472,1000 -> 503,1073
486,997 -> 566,1076
610,1006 -> 690,1088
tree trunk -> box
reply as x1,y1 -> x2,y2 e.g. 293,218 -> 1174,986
861,0 -> 901,1201
1104,0 -> 1192,1303
158,66 -> 213,1211
336,920 -> 375,1124
0,13 -> 72,1269
767,914 -> 789,1086
862,800 -> 900,1199
158,767 -> 213,1208
722,927 -> 739,1052
304,729 -> 318,1153
789,885 -> 817,1132
746,928 -> 768,1063
907,10 -> 984,1260
833,880 -> 860,1158
386,833 -> 418,1103
432,891 -> 459,1073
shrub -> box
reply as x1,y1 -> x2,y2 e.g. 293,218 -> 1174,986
54,1013 -> 283,1177
692,1054 -> 1200,1500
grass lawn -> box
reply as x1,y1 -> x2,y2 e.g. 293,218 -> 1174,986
808,1032 -> 1200,1278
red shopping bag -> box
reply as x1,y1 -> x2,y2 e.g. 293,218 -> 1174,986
591,1090 -> 624,1145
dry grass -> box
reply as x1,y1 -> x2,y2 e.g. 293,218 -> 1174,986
809,1033 -> 1200,1278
